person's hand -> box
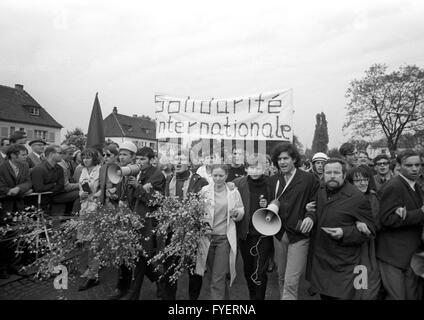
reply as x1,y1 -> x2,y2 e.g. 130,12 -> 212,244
230,208 -> 239,220
7,187 -> 20,196
127,176 -> 139,188
259,196 -> 267,208
322,227 -> 343,239
227,182 -> 235,191
356,221 -> 371,236
395,207 -> 407,220
300,217 -> 314,234
306,201 -> 316,212
143,182 -> 153,193
80,191 -> 89,200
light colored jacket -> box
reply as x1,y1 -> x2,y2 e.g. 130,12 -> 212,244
195,183 -> 244,286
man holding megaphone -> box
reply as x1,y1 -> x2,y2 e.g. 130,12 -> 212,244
267,142 -> 320,300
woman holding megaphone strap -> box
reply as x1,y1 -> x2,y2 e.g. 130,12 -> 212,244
233,153 -> 274,300
195,163 -> 244,300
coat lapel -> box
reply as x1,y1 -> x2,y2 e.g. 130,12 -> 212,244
5,161 -> 17,183
398,176 -> 422,208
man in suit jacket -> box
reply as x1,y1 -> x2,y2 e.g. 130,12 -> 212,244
267,142 -> 320,300
0,144 -> 32,279
376,149 -> 424,300
107,141 -> 139,300
26,139 -> 46,169
158,151 -> 208,300
122,146 -> 166,300
307,159 -> 375,300
0,144 -> 32,212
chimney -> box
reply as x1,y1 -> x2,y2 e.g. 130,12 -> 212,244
113,106 -> 118,114
15,84 -> 24,91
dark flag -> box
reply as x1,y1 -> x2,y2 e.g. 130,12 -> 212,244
86,92 -> 105,148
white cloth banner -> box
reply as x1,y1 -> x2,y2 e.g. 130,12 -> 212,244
155,89 -> 293,141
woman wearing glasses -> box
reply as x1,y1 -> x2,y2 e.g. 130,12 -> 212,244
98,145 -> 119,206
346,165 -> 382,299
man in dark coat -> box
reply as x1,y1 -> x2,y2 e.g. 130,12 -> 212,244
376,150 -> 424,300
0,144 -> 32,212
107,141 -> 139,300
307,158 -> 375,300
26,139 -> 46,169
121,146 -> 166,300
31,145 -> 78,216
0,144 -> 32,278
267,142 -> 320,299
158,151 -> 208,300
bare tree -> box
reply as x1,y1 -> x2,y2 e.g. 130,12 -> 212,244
344,64 -> 424,154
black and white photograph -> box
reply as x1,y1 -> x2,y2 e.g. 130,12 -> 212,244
1,0 -> 424,308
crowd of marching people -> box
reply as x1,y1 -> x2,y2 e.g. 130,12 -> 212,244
1,129 -> 424,300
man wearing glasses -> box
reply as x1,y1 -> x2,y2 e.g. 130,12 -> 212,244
373,154 -> 393,192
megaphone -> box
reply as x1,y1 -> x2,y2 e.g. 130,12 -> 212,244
252,199 -> 282,236
107,163 -> 141,184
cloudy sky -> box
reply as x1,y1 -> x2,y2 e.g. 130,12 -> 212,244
1,0 -> 424,149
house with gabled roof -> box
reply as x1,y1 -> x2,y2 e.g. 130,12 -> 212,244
0,84 -> 63,144
103,106 -> 157,149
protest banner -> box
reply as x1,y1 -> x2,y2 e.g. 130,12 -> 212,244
154,90 -> 293,165
155,89 -> 293,141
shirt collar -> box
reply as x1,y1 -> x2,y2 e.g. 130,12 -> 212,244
399,173 -> 416,191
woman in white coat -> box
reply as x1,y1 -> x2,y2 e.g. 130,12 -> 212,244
196,163 -> 244,300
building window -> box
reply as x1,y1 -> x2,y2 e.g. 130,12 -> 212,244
29,107 -> 40,116
381,149 -> 386,153
34,130 -> 47,140
150,143 -> 155,148
10,127 -> 15,135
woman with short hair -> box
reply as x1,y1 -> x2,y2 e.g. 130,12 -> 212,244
346,165 -> 382,300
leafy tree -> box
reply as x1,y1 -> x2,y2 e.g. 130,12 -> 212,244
344,64 -> 424,154
62,128 -> 87,150
312,112 -> 329,154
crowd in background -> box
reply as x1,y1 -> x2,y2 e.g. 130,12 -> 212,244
1,129 -> 424,300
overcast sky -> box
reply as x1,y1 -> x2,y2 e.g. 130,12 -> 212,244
1,0 -> 424,149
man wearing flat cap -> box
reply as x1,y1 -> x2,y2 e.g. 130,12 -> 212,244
27,139 -> 46,169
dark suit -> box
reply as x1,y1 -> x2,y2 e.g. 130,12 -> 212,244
376,175 -> 424,299
267,169 -> 319,299
0,160 -> 32,272
0,160 -> 32,213
124,165 -> 166,300
307,182 -> 375,299
267,169 -> 320,243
